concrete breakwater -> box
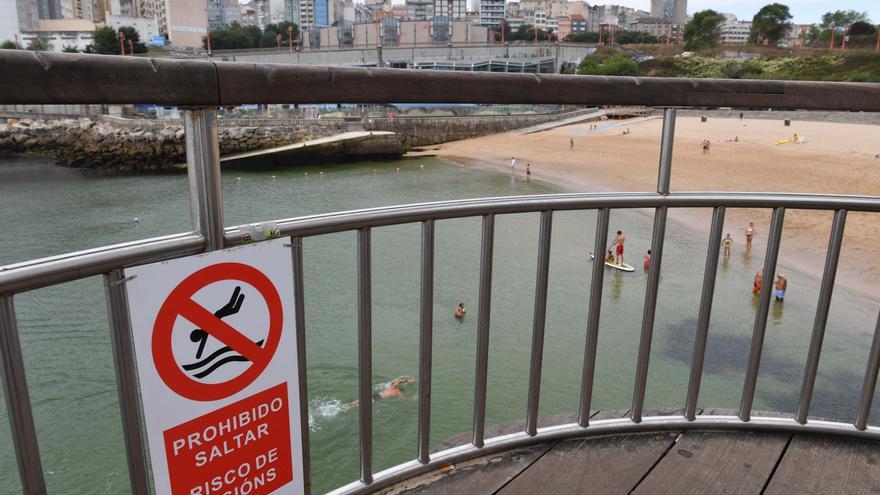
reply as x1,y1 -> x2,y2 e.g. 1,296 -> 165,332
0,118 -> 349,171
0,109 -> 588,171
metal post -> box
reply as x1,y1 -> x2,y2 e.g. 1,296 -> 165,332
417,220 -> 434,464
0,295 -> 46,495
472,214 -> 495,448
357,228 -> 373,484
740,207 -> 786,421
685,207 -> 726,420
631,206 -> 667,423
526,211 -> 553,436
184,108 -> 224,251
631,108 -> 675,423
797,210 -> 847,424
104,271 -> 150,495
657,108 -> 676,195
290,237 -> 312,493
856,310 -> 880,430
578,208 -> 609,427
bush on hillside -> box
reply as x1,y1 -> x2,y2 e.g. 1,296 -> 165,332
577,48 -> 640,76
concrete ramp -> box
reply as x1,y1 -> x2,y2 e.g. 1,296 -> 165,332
513,110 -> 606,135
221,131 -> 398,164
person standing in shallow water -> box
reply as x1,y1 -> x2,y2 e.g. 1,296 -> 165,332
745,222 -> 756,250
722,233 -> 733,257
775,274 -> 787,302
454,303 -> 466,321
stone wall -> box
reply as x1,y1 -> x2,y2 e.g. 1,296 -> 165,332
0,118 -> 346,172
0,109 -> 591,171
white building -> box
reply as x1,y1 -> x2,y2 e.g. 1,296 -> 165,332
106,13 -> 160,43
20,19 -> 96,52
478,0 -> 503,27
720,14 -> 751,45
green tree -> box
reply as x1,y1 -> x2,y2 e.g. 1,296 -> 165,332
566,32 -> 599,43
821,10 -> 869,30
615,30 -> 659,44
118,26 -> 148,53
26,36 -> 52,51
750,3 -> 793,46
89,26 -> 121,54
577,47 -> 640,76
61,45 -> 79,53
848,21 -> 876,36
683,9 -> 725,50
1,40 -> 17,49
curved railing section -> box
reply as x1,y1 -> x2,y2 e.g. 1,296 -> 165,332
1,51 -> 880,495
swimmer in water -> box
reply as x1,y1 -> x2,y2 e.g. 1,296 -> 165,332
454,303 -> 466,320
344,377 -> 415,409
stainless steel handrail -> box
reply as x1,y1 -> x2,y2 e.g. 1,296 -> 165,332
2,60 -> 880,494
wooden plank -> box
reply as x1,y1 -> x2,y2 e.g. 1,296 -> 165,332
764,435 -> 880,494
380,444 -> 554,495
497,431 -> 679,494
632,430 -> 790,494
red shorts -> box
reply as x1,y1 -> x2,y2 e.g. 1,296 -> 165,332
616,245 -> 624,255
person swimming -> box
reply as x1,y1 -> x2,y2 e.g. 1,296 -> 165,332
344,377 -> 415,410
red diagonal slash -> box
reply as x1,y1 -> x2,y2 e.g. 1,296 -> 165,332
177,298 -> 264,364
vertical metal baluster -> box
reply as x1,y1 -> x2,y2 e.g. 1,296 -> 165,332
631,107 -> 675,423
685,206 -> 726,421
357,228 -> 373,484
183,108 -> 224,251
631,207 -> 668,423
418,220 -> 435,464
526,211 -> 553,436
856,310 -> 880,431
473,214 -> 495,448
656,108 -> 676,196
739,207 -> 786,422
0,295 -> 45,495
797,210 -> 847,424
290,237 -> 312,493
104,271 -> 150,495
578,208 -> 610,427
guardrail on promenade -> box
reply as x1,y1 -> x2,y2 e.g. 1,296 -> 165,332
1,50 -> 880,495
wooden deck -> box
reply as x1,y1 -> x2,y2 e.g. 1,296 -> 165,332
379,409 -> 880,495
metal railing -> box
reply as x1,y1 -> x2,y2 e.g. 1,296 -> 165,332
1,51 -> 880,495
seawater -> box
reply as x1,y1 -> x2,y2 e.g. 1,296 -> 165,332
1,155 -> 879,494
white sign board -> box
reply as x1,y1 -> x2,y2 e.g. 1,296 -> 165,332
125,238 -> 304,495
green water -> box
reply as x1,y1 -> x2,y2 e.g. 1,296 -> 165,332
1,155 -> 879,494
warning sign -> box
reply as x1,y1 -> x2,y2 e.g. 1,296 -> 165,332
126,238 -> 304,495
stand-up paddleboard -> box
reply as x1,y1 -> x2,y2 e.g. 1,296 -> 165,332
589,253 -> 636,272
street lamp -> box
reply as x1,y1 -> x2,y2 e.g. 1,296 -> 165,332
288,25 -> 293,52
118,31 -> 125,55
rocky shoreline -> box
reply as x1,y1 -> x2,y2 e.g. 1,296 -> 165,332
0,117 -> 347,172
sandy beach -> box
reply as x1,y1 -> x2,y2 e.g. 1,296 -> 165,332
411,115 -> 880,301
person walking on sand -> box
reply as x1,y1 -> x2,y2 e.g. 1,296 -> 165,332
775,274 -> 787,302
753,268 -> 763,294
745,222 -> 756,250
612,230 -> 626,266
526,163 -> 531,181
722,233 -> 733,257
702,139 -> 711,154
570,138 -> 575,151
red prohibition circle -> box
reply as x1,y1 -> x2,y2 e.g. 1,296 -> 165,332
152,262 -> 283,401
